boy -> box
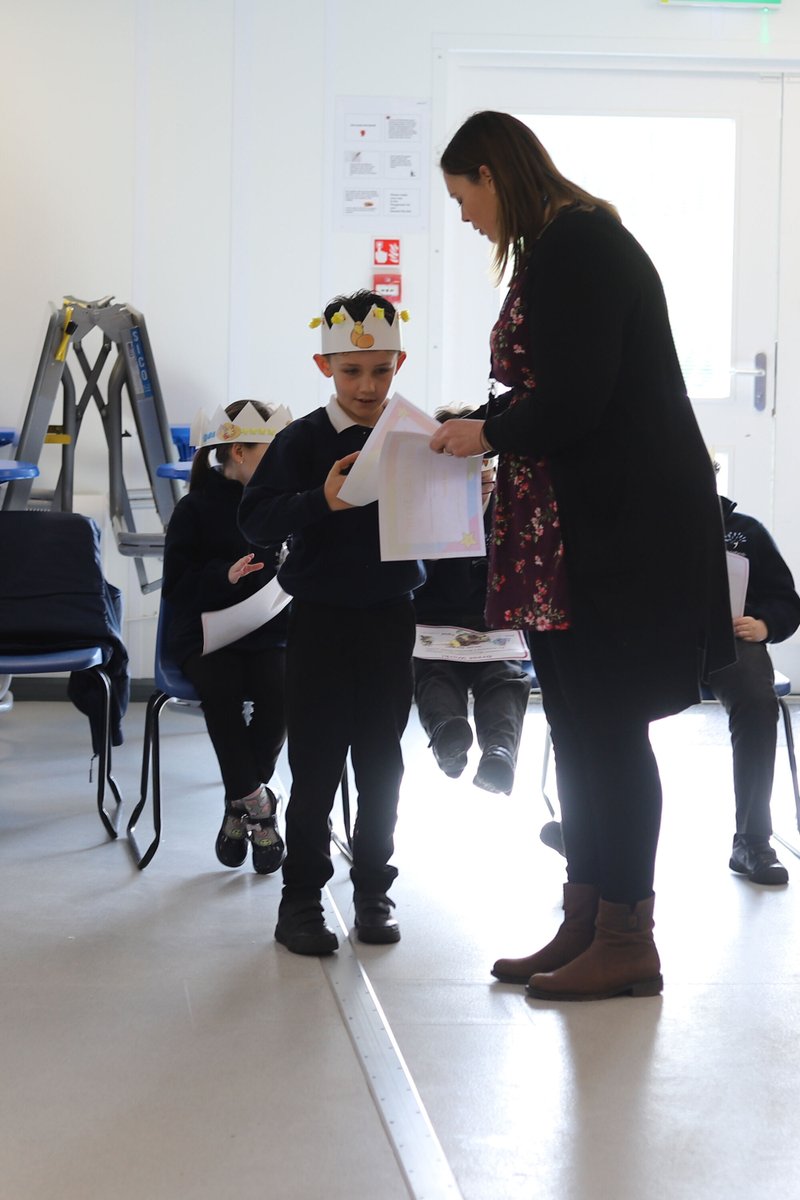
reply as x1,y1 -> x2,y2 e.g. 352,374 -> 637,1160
707,494 -> 800,885
239,290 -> 423,955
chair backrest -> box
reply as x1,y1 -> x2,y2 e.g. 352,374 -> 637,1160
154,598 -> 200,702
0,511 -> 115,649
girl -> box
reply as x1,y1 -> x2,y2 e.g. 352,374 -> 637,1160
163,399 -> 291,874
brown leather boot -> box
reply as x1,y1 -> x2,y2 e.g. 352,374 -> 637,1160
526,894 -> 663,1001
491,883 -> 599,984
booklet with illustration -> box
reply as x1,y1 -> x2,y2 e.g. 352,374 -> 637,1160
414,625 -> 530,663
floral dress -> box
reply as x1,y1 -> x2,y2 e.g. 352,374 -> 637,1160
484,271 -> 571,631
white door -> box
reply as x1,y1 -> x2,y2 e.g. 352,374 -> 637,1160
432,57 -> 783,521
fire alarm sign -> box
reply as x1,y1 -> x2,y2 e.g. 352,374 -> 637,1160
373,239 -> 401,267
373,273 -> 402,303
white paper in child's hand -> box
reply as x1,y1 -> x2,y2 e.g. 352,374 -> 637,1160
201,576 -> 291,655
338,392 -> 438,507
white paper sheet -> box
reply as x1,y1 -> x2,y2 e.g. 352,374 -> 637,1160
726,550 -> 749,619
338,391 -> 438,507
201,576 -> 291,655
414,625 -> 530,663
378,430 -> 485,560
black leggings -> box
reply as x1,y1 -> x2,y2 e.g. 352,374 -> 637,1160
531,630 -> 663,904
182,645 -> 286,804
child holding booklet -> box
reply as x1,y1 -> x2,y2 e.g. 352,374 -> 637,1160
239,290 -> 424,955
414,443 -> 531,795
162,399 -> 292,874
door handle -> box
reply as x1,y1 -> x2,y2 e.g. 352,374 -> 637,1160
730,352 -> 767,411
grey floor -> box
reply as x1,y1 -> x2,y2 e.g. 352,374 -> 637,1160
1,691 -> 799,1200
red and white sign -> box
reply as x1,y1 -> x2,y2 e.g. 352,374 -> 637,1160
373,273 -> 402,303
373,239 -> 400,268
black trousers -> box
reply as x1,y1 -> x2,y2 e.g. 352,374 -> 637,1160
282,597 -> 416,898
182,645 -> 286,805
706,640 -> 779,841
414,657 -> 530,761
530,628 -> 663,905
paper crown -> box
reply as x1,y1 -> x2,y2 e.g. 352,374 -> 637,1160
189,402 -> 293,450
309,304 -> 409,355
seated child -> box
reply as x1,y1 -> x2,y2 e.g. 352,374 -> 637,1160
162,399 -> 291,874
538,492 -> 800,884
707,493 -> 800,885
414,446 -> 531,795
239,290 -> 424,955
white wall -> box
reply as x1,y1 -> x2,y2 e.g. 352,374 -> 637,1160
2,0 -> 800,677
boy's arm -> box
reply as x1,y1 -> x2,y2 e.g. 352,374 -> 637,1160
744,522 -> 800,644
239,423 -> 331,546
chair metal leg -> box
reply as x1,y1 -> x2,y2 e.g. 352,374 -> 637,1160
774,698 -> 800,862
127,690 -> 168,869
330,764 -> 353,863
92,666 -> 123,839
541,724 -> 556,819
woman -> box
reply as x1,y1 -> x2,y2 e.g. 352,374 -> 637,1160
431,111 -> 734,1001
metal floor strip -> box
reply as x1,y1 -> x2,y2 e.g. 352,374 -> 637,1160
322,890 -> 464,1200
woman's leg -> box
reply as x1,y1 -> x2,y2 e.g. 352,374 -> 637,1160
531,630 -> 663,903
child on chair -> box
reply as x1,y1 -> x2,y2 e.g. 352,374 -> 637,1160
414,424 -> 531,794
162,399 -> 292,874
239,290 -> 423,956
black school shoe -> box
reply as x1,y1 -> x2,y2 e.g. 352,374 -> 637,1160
473,745 -> 516,795
353,893 -> 401,944
215,806 -> 249,868
729,838 -> 789,885
275,897 -> 339,956
249,788 -> 285,875
431,717 -> 473,779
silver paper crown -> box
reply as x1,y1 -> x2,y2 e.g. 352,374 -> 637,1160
310,304 -> 409,354
189,402 -> 293,449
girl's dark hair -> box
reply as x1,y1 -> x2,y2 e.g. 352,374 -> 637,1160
440,110 -> 619,282
323,289 -> 398,328
188,399 -> 274,491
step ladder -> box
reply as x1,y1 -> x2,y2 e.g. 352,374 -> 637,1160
2,296 -> 181,593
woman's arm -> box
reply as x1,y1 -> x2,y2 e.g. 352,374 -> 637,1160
483,212 -> 634,458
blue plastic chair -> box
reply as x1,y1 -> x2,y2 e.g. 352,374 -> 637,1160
127,600 -> 201,869
0,512 -> 124,838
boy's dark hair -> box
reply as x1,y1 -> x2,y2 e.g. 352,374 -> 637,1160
189,399 -> 274,492
434,405 -> 475,424
323,289 -> 398,329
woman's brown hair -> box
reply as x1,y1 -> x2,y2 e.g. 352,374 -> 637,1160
440,110 -> 619,282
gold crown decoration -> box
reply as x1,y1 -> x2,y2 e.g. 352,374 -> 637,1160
189,402 -> 293,450
309,305 -> 409,355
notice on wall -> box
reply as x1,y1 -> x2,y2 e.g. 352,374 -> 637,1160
335,97 -> 430,232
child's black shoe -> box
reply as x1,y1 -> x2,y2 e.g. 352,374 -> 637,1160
431,717 -> 473,778
353,892 -> 401,944
215,805 -> 248,868
473,745 -> 515,795
244,785 -> 285,875
275,896 -> 339,956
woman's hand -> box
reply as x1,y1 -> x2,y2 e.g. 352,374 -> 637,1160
430,418 -> 487,458
324,451 -> 359,511
228,552 -> 264,586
